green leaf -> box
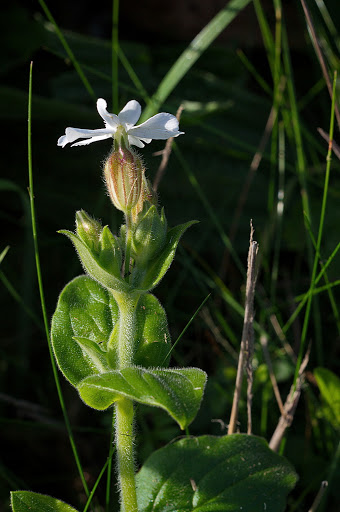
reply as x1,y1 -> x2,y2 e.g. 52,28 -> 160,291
60,230 -> 130,293
51,275 -> 118,386
11,491 -> 78,512
0,245 -> 10,264
78,367 -> 207,429
51,276 -> 172,387
314,367 -> 340,429
73,336 -> 110,373
136,434 -> 298,512
132,220 -> 197,291
134,293 -> 172,367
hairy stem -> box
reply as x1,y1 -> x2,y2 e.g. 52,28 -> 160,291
113,292 -> 140,511
115,398 -> 138,512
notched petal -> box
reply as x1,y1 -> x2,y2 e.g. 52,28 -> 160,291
58,127 -> 114,147
128,113 -> 184,140
127,135 -> 146,148
118,100 -> 141,128
71,134 -> 113,147
97,98 -> 119,129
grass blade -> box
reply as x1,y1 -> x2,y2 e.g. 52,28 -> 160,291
294,71 -> 337,381
38,0 -> 95,100
140,0 -> 252,120
27,62 -> 89,497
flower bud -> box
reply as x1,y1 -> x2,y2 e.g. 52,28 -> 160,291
76,210 -> 102,252
132,205 -> 167,265
104,128 -> 144,214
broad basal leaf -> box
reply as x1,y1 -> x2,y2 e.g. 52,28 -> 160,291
78,367 -> 207,429
11,491 -> 78,512
136,434 -> 298,512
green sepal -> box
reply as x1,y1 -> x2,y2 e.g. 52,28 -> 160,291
60,229 -> 129,293
136,435 -> 298,512
99,225 -> 123,277
132,204 -> 167,265
131,220 -> 198,291
73,336 -> 111,373
78,367 -> 207,430
11,491 -> 79,512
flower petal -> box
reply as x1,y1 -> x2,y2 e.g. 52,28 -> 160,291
118,100 -> 141,128
57,127 -> 114,147
127,135 -> 146,148
97,98 -> 119,129
128,113 -> 184,140
71,134 -> 113,147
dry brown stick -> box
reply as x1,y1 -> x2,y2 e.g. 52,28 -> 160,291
269,347 -> 310,452
260,334 -> 285,416
0,392 -> 59,427
317,127 -> 340,160
269,313 -> 296,362
228,224 -> 259,435
200,306 -> 238,361
308,480 -> 328,512
152,105 -> 184,192
300,0 -> 340,129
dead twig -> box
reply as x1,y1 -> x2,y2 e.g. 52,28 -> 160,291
200,306 -> 238,361
269,346 -> 310,452
260,334 -> 285,416
152,105 -> 184,192
317,128 -> 340,161
0,391 -> 60,428
308,481 -> 328,512
228,223 -> 259,435
269,312 -> 296,362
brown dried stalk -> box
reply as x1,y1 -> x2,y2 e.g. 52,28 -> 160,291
269,347 -> 310,452
228,224 -> 259,435
317,128 -> 340,161
260,334 -> 285,416
200,306 -> 238,361
308,480 -> 328,512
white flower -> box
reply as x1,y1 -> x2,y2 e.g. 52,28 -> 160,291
58,98 -> 184,149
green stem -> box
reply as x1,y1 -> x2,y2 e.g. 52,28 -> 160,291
115,398 -> 138,512
115,293 -> 140,366
113,292 -> 140,511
